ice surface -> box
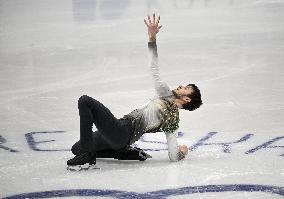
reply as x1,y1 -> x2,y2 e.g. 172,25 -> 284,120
0,0 -> 283,198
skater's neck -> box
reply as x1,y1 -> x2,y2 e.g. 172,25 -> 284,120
173,98 -> 183,109
171,92 -> 185,110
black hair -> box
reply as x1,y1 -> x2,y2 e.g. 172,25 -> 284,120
182,84 -> 203,111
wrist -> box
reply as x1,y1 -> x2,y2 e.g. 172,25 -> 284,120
149,36 -> 156,42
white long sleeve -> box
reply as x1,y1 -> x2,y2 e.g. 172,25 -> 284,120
166,132 -> 185,162
166,132 -> 179,161
148,41 -> 172,98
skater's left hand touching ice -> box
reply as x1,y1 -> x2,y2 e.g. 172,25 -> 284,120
178,145 -> 189,158
144,13 -> 162,42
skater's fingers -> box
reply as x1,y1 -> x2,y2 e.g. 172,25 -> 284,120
144,19 -> 149,27
158,25 -> 162,29
156,16 -> 160,25
148,15 -> 152,24
153,13 -> 156,24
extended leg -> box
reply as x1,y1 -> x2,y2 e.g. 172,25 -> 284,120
97,146 -> 152,161
72,139 -> 151,161
71,131 -> 112,155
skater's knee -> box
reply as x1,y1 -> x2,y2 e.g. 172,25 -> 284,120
71,141 -> 81,155
78,95 -> 90,108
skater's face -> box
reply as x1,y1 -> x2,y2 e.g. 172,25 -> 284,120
172,85 -> 194,100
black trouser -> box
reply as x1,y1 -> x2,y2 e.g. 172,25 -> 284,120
71,95 -> 133,154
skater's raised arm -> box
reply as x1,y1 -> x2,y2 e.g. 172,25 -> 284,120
144,14 -> 172,97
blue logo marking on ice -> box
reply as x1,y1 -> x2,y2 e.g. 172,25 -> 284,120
0,131 -> 283,156
189,132 -> 253,153
135,131 -> 284,156
25,131 -> 69,152
3,184 -> 284,198
0,135 -> 19,152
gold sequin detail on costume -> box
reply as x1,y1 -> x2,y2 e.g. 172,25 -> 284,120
159,98 -> 180,133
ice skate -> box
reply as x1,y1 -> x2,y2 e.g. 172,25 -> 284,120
67,152 -> 98,171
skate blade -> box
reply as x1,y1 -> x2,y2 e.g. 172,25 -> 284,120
139,151 -> 152,159
87,164 -> 100,170
67,163 -> 100,171
145,153 -> 152,158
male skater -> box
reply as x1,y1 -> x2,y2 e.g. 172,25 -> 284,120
67,14 -> 202,167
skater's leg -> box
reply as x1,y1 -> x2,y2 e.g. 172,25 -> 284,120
96,146 -> 152,161
72,133 -> 151,161
78,95 -> 132,150
78,95 -> 100,151
67,95 -> 133,166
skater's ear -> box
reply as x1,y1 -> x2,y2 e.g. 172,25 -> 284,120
181,95 -> 191,104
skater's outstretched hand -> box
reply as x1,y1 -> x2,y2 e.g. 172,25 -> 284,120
144,13 -> 162,42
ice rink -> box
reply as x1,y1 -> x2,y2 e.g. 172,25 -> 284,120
0,0 -> 284,198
